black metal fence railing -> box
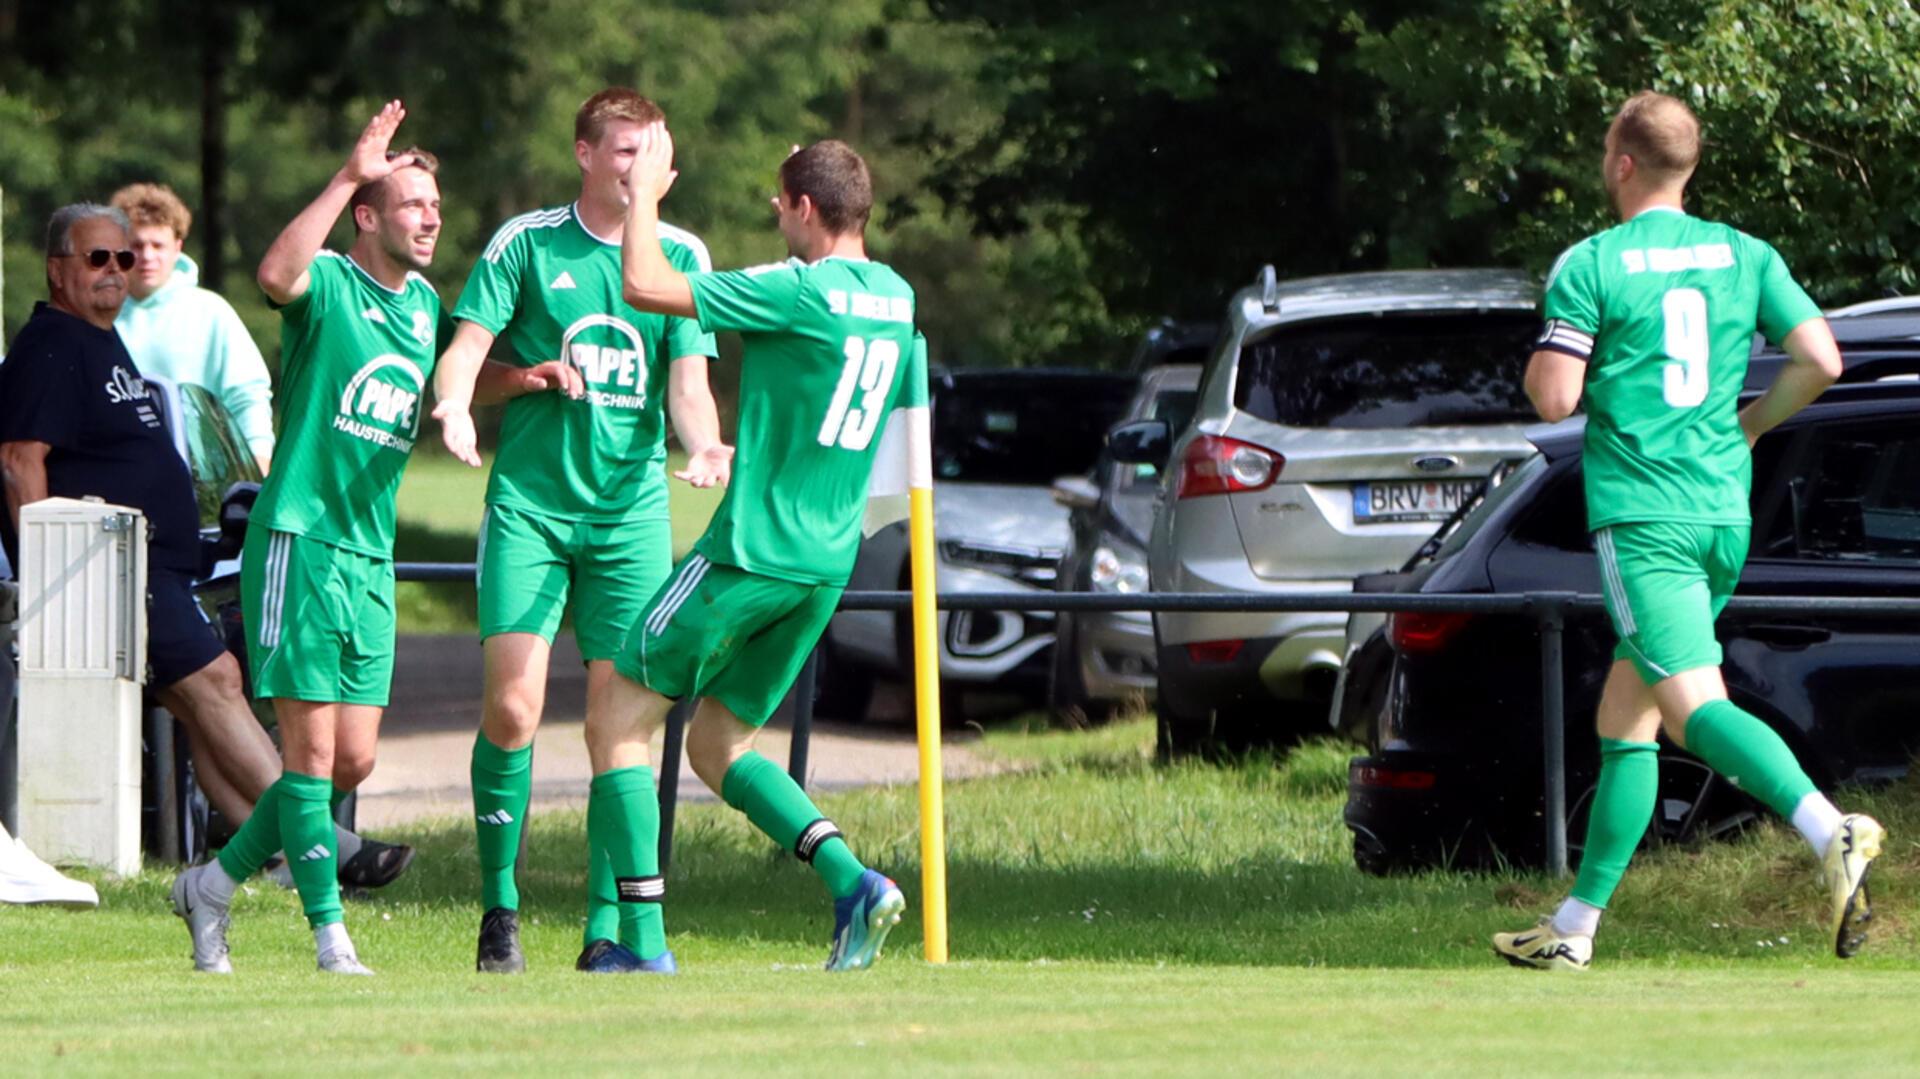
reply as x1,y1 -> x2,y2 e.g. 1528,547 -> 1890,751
393,562 -> 1920,876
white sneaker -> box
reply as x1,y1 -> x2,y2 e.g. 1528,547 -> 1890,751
1824,813 -> 1885,959
1492,915 -> 1593,971
317,948 -> 375,976
0,837 -> 100,908
169,864 -> 233,974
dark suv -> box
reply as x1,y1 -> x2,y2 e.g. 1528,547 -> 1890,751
1342,380 -> 1920,873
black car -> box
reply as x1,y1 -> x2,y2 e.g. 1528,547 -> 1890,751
1342,379 -> 1920,874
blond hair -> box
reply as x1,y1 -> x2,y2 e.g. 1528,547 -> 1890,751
111,183 -> 192,240
1609,92 -> 1701,183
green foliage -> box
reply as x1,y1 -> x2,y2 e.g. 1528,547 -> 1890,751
1354,0 -> 1920,298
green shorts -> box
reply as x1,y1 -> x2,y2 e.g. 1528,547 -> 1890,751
241,525 -> 396,706
1594,521 -> 1749,685
613,553 -> 843,727
476,503 -> 672,660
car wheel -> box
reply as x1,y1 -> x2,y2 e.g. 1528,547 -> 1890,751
1566,751 -> 1761,867
1351,827 -> 1414,877
1047,616 -> 1119,727
811,641 -> 873,723
1155,700 -> 1216,761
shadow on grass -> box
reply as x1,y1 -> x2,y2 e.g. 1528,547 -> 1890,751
342,746 -> 1542,971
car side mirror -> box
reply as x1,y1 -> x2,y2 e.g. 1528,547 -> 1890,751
1108,419 -> 1170,465
1051,475 -> 1101,510
218,482 -> 260,555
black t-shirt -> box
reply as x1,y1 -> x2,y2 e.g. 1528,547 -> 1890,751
0,303 -> 201,573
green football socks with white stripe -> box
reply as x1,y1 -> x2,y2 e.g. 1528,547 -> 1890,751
471,733 -> 533,913
721,751 -> 867,899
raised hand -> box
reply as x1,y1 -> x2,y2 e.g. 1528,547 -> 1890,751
672,443 -> 734,489
340,100 -> 415,187
627,121 -> 679,205
433,399 -> 482,468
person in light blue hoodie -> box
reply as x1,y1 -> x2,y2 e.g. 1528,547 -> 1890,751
111,183 -> 275,473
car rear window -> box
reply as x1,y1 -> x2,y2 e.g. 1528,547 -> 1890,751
934,376 -> 1136,485
1234,313 -> 1539,428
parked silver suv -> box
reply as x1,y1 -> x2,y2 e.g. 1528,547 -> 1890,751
1112,268 -> 1543,753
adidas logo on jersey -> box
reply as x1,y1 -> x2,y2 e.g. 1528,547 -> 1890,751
361,307 -> 387,323
477,810 -> 516,826
550,271 -> 577,290
296,843 -> 331,863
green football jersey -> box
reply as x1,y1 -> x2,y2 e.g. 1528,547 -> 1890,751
252,250 -> 451,558
1539,208 -> 1822,529
453,204 -> 718,522
688,256 -> 925,585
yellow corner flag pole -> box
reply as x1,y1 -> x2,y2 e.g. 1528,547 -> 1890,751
904,356 -> 948,963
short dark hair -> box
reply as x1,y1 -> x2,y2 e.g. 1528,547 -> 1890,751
575,88 -> 665,145
349,147 -> 440,215
779,140 -> 872,236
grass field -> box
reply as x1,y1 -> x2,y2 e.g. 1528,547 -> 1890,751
391,449 -> 725,633
5,723 -> 1919,1075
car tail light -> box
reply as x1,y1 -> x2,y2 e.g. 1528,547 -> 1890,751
1186,639 -> 1245,664
1353,764 -> 1437,791
1389,611 -> 1475,654
1175,435 -> 1283,498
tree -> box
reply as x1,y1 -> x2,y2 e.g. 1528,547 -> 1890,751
1355,0 -> 1920,299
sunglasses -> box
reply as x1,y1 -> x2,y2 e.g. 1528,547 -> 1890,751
69,248 -> 136,271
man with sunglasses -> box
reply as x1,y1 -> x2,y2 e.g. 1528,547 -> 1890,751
1,205 -> 250,835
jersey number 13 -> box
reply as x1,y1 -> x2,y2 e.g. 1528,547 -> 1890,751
817,336 -> 901,451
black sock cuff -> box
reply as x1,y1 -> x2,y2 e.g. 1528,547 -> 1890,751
794,818 -> 843,864
616,875 -> 666,903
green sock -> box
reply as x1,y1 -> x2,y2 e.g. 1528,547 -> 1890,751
1684,698 -> 1818,818
278,771 -> 342,928
720,752 -> 867,899
1569,739 -> 1658,909
216,775 -> 285,882
330,787 -> 349,812
471,733 -> 532,912
586,767 -> 667,960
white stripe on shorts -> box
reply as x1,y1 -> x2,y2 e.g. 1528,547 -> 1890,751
646,554 -> 710,636
260,530 -> 291,648
1596,528 -> 1636,638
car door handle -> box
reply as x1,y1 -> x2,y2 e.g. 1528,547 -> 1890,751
1741,624 -> 1833,647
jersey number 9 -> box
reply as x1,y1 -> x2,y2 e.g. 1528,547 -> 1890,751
1661,288 -> 1710,408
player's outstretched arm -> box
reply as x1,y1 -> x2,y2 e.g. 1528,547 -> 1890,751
666,356 -> 732,488
431,320 -> 498,468
620,122 -> 697,319
1524,349 -> 1586,423
258,100 -> 417,306
1740,317 -> 1843,445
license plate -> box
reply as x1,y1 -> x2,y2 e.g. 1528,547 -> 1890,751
1352,479 -> 1478,522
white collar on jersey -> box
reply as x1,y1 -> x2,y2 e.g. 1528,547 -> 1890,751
1631,205 -> 1688,219
571,202 -> 620,247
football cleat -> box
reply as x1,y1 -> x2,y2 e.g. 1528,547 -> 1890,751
825,869 -> 906,972
1492,915 -> 1592,972
1824,813 -> 1885,959
476,907 -> 526,974
338,839 -> 416,889
169,864 -> 233,974
575,939 -> 677,974
318,948 -> 376,976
